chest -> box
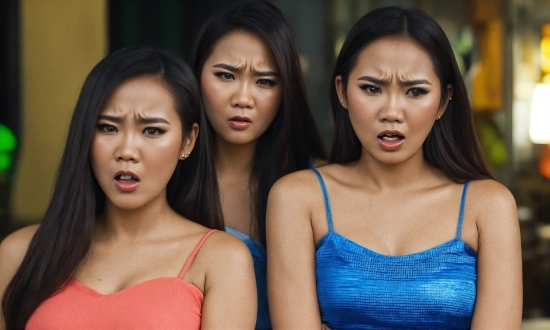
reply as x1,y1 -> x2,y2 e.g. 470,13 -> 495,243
26,278 -> 203,330
315,233 -> 477,329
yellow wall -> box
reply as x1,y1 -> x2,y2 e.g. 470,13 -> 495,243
12,0 -> 107,223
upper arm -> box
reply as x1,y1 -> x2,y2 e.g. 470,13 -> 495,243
266,172 -> 322,329
200,233 -> 256,330
0,225 -> 39,329
470,181 -> 522,329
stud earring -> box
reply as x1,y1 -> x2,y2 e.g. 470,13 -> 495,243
449,97 -> 452,101
181,152 -> 189,159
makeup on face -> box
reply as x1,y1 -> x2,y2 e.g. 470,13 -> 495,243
200,29 -> 282,147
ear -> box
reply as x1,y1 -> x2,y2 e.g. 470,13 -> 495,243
335,75 -> 348,110
179,123 -> 199,160
437,84 -> 453,119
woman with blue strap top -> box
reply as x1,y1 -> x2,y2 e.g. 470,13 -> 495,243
267,6 -> 522,330
190,1 -> 327,328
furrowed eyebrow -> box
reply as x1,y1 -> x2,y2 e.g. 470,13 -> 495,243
97,115 -> 122,123
400,79 -> 431,86
213,63 -> 279,77
97,115 -> 169,124
136,117 -> 169,124
358,76 -> 389,85
357,76 -> 431,86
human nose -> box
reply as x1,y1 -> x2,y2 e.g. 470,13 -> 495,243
231,81 -> 254,109
379,94 -> 404,123
115,132 -> 140,162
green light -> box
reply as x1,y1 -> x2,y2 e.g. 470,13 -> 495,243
0,154 -> 12,172
0,124 -> 16,172
0,124 -> 16,153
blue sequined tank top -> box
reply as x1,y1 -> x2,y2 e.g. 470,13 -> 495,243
313,168 -> 477,329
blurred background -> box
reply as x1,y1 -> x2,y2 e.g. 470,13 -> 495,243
0,0 -> 549,326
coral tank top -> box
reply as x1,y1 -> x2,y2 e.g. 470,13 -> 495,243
26,229 -> 217,330
312,168 -> 477,329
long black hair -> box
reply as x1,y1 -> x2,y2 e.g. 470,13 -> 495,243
330,6 -> 494,182
2,45 -> 223,329
191,0 -> 327,246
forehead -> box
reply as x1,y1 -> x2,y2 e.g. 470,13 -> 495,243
351,36 -> 438,79
206,29 -> 278,68
100,77 -> 178,116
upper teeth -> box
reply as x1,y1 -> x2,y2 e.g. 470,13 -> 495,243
382,134 -> 400,140
120,175 -> 133,180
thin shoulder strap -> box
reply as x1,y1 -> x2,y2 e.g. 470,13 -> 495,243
310,168 -> 334,232
456,181 -> 470,239
179,229 -> 217,279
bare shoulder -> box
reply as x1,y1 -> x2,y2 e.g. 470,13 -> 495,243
0,225 -> 39,265
0,225 -> 40,298
198,230 -> 253,268
467,179 -> 517,226
270,163 -> 346,201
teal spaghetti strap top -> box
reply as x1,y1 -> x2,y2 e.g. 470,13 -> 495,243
312,168 -> 477,329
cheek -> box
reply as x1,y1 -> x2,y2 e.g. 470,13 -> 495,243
201,79 -> 226,122
347,97 -> 377,131
148,136 -> 183,162
258,89 -> 282,125
89,137 -> 108,177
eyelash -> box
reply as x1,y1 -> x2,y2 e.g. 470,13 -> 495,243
214,71 -> 234,80
214,71 -> 277,87
359,84 -> 381,94
407,87 -> 428,97
358,84 -> 429,97
97,123 -> 117,133
143,127 -> 166,135
96,124 -> 166,135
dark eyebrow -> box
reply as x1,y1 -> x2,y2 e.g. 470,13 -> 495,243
137,117 -> 170,124
213,63 -> 280,77
97,115 -> 169,124
97,115 -> 123,123
357,76 -> 389,85
357,76 -> 431,86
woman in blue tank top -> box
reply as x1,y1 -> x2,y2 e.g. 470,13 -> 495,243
190,1 -> 327,328
267,6 -> 522,329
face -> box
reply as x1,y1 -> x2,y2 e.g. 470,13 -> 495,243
90,77 -> 198,211
336,36 -> 451,165
200,29 -> 282,147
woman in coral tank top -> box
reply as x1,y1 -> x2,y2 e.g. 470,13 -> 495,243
0,45 -> 256,330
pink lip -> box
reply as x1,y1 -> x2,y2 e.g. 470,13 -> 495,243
114,170 -> 140,192
228,116 -> 252,130
377,130 -> 405,151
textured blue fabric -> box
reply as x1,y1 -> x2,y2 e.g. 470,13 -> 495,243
225,227 -> 271,330
312,168 -> 477,330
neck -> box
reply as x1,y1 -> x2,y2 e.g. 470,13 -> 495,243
97,197 -> 177,241
214,136 -> 256,177
354,151 -> 443,191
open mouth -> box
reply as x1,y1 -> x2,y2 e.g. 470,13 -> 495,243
115,174 -> 140,182
378,132 -> 404,141
229,116 -> 251,123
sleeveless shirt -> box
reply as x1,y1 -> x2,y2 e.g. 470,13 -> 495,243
312,168 -> 477,329
26,229 -> 217,330
226,227 -> 271,329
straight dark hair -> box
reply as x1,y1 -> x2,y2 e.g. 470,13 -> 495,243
2,45 -> 223,329
330,6 -> 494,182
190,0 -> 327,246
